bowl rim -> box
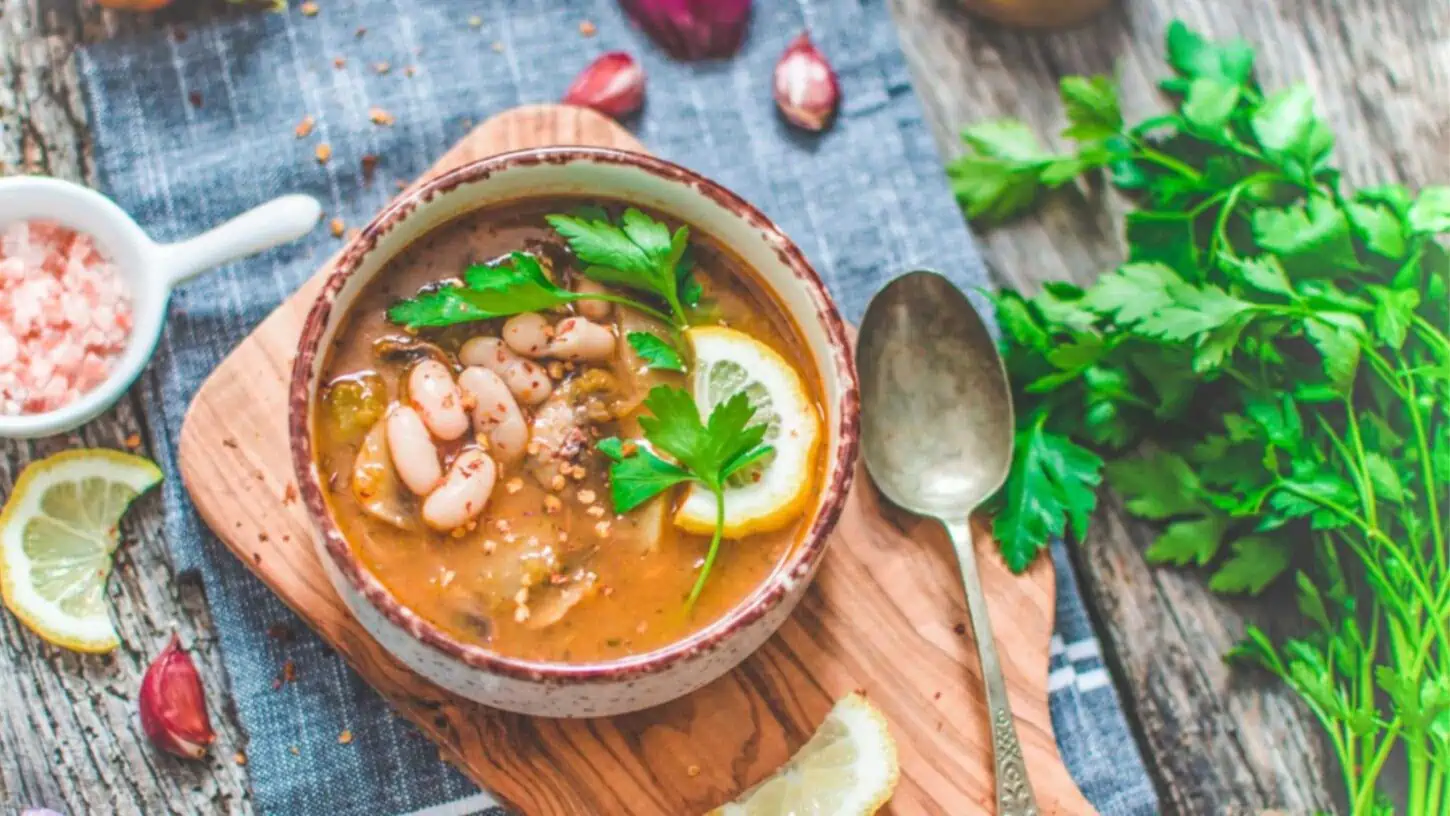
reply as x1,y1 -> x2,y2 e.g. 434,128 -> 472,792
288,146 -> 860,682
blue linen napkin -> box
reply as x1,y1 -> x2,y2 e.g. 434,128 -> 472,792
77,2 -> 1159,814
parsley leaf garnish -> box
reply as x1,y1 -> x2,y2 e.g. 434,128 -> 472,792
626,331 -> 685,372
599,386 -> 772,608
546,208 -> 692,326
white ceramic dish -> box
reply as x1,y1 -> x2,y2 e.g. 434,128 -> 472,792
289,147 -> 860,717
0,176 -> 320,438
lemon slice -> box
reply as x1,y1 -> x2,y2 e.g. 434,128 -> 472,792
710,692 -> 900,816
0,449 -> 162,652
676,326 -> 821,538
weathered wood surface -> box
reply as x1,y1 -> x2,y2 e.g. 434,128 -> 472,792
2,0 -> 1443,813
889,0 -> 1449,812
0,3 -> 253,815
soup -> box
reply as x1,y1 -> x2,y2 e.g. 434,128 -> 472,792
314,198 -> 825,663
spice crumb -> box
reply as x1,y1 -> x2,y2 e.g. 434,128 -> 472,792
374,61 -> 391,74
299,1 -> 318,16
586,505 -> 606,518
468,15 -> 483,27
686,764 -> 700,778
329,218 -> 345,238
123,433 -> 142,450
482,539 -> 497,554
491,41 -> 505,53
281,659 -> 297,684
283,482 -> 299,504
576,488 -> 596,504
337,729 -> 353,745
288,744 -> 300,756
222,436 -> 240,449
315,143 -> 332,164
404,66 -> 417,77
360,154 -> 379,183
355,26 -> 367,38
187,91 -> 203,108
579,20 -> 596,37
294,115 -> 316,139
368,108 -> 395,126
234,751 -> 247,766
505,477 -> 523,494
332,56 -> 347,69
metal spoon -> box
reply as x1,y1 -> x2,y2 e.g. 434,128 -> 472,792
857,270 -> 1039,816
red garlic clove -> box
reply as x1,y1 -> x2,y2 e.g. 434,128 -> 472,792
618,0 -> 751,61
773,33 -> 840,132
563,52 -> 647,119
139,634 -> 216,760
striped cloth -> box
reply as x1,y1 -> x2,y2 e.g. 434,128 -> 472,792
76,1 -> 1158,814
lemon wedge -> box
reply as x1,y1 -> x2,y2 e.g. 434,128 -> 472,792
0,449 -> 162,652
675,326 -> 821,538
710,692 -> 900,816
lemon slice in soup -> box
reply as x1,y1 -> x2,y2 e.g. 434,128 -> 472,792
675,326 -> 821,538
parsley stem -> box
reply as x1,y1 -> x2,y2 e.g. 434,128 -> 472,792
1127,137 -> 1202,182
588,293 -> 680,328
685,487 -> 726,611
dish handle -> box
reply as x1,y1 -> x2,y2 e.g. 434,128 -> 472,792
154,194 -> 323,287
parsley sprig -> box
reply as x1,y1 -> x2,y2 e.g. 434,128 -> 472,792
388,208 -> 703,374
599,386 -> 773,608
952,20 -> 1449,810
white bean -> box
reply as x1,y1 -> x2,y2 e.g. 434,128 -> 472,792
385,404 -> 443,496
457,366 -> 529,465
549,317 -> 615,361
573,279 -> 613,321
502,313 -> 553,358
422,449 -> 497,531
407,359 -> 469,441
459,336 -> 553,405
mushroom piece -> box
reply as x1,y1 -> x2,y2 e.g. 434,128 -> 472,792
373,335 -> 453,368
351,420 -> 420,531
524,569 -> 599,630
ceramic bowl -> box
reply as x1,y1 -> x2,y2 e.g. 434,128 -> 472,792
289,147 -> 859,717
0,176 -> 320,438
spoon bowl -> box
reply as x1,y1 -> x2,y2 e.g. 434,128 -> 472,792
857,269 -> 1041,815
857,270 -> 1014,518
0,176 -> 320,438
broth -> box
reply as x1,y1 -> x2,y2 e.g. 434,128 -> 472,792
314,198 -> 825,663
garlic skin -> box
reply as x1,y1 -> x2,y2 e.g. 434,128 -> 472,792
773,33 -> 840,132
563,52 -> 646,119
139,634 -> 216,760
618,0 -> 751,61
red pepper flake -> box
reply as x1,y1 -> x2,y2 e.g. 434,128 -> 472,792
299,2 -> 319,16
360,154 -> 379,184
578,20 -> 596,37
330,218 -> 345,238
294,115 -> 316,139
258,532 -> 270,543
234,751 -> 247,766
282,482 -> 299,504
172,27 -> 188,43
337,729 -> 353,745
187,91 -> 204,108
933,691 -> 942,700
280,659 -> 297,684
332,56 -> 347,69
123,433 -> 142,450
368,108 -> 395,126
952,622 -> 966,636
355,26 -> 367,38
315,143 -> 332,164
252,552 -> 262,564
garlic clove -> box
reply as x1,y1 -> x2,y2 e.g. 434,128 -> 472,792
773,32 -> 840,132
618,0 -> 751,61
139,634 -> 216,760
563,52 -> 646,120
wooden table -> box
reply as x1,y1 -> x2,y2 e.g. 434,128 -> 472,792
1,1 -> 1442,812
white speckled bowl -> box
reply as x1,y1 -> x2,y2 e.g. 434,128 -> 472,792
289,148 -> 858,717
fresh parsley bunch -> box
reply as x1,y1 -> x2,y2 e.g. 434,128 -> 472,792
950,21 -> 1449,812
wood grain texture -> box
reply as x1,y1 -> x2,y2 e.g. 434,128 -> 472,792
887,0 -> 1450,811
176,103 -> 1092,815
0,4 -> 252,815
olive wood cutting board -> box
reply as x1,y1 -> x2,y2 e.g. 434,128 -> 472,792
177,104 -> 1094,815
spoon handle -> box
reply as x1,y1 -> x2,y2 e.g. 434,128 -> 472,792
942,517 -> 1040,816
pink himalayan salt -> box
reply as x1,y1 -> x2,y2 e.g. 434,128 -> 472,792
0,220 -> 132,416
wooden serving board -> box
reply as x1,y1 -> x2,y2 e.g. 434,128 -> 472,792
177,104 -> 1094,815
